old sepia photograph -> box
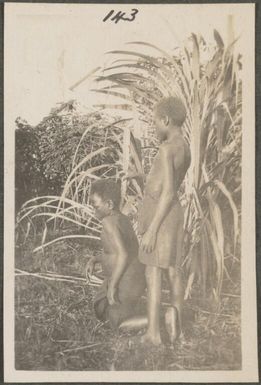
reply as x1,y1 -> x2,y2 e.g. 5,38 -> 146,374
4,2 -> 258,382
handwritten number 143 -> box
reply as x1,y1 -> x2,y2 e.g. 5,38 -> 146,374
103,9 -> 138,23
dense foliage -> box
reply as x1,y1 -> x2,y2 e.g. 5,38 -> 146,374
15,117 -> 45,210
15,101 -> 117,210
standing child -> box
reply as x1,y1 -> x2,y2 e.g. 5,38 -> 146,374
138,96 -> 191,345
87,180 -> 146,330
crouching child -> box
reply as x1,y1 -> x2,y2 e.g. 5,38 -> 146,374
87,179 -> 146,331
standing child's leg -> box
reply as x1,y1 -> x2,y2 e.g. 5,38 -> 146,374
172,221 -> 185,326
167,266 -> 184,340
166,223 -> 185,343
141,265 -> 162,345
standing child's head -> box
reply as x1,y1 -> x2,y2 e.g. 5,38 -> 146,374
90,179 -> 121,220
153,96 -> 186,141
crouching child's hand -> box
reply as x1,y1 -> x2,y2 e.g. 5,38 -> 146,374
107,283 -> 119,305
86,256 -> 96,278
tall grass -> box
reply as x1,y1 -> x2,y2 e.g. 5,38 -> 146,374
90,29 -> 242,298
17,28 -> 241,300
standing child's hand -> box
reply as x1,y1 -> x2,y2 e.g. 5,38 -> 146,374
107,283 -> 118,305
141,228 -> 157,253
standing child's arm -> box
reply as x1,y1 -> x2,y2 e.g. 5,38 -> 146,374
103,217 -> 129,305
141,145 -> 177,253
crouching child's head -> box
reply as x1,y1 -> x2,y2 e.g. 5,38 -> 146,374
90,179 -> 121,220
153,96 -> 186,141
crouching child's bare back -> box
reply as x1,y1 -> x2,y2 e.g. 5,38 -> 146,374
88,180 -> 146,331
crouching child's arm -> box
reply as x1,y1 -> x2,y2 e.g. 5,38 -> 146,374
103,217 -> 129,305
86,255 -> 99,277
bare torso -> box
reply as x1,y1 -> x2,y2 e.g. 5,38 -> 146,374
100,213 -> 139,276
144,135 -> 191,200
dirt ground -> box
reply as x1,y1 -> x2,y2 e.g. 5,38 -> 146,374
15,236 -> 241,371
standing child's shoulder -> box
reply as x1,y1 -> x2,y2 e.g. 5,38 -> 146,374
159,141 -> 178,159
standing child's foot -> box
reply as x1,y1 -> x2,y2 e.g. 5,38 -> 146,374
164,306 -> 181,344
141,331 -> 162,346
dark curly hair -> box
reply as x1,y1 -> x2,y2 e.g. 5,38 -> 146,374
154,96 -> 187,127
90,179 -> 121,208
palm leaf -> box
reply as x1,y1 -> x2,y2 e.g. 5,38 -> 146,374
90,88 -> 131,101
93,103 -> 133,111
103,62 -> 173,95
33,235 -> 100,253
213,29 -> 225,50
215,180 -> 239,252
106,49 -> 190,108
127,41 -> 191,102
191,34 -> 200,82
